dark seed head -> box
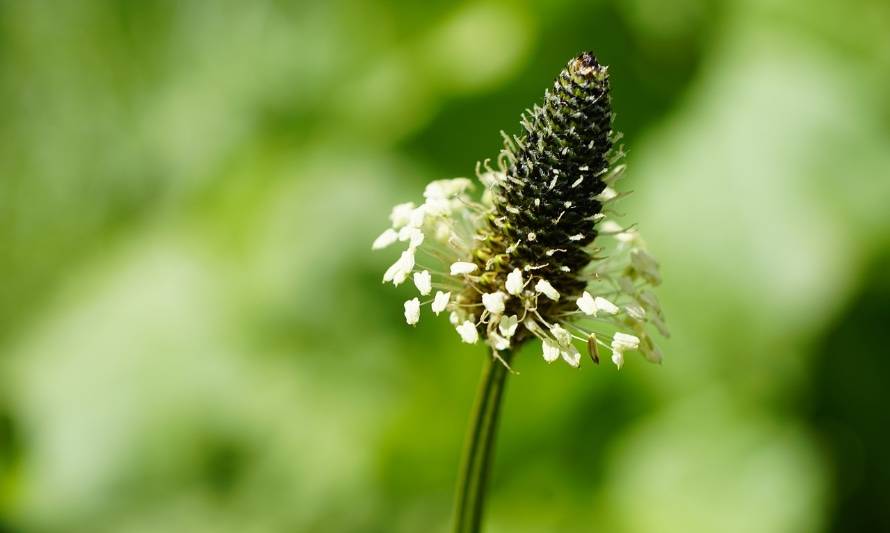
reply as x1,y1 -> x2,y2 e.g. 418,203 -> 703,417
461,52 -> 619,341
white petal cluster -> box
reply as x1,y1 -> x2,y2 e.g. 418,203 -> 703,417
481,291 -> 507,315
535,279 -> 560,301
432,291 -> 450,315
450,262 -> 478,275
498,315 -> 518,337
413,270 -> 432,296
404,298 -> 420,326
610,332 -> 640,369
372,228 -> 398,250
505,268 -> 524,295
456,321 -> 479,344
383,250 -> 414,285
576,291 -> 619,316
374,170 -> 667,370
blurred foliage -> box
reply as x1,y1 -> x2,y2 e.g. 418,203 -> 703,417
1,0 -> 889,532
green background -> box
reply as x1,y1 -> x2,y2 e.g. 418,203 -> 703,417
1,1 -> 889,531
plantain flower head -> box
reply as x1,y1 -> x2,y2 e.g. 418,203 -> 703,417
373,52 -> 668,369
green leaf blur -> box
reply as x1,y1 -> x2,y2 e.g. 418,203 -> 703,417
1,1 -> 889,532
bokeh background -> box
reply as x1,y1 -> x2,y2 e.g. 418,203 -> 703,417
1,1 -> 889,532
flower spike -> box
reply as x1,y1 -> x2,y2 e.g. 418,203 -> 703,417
374,52 -> 667,368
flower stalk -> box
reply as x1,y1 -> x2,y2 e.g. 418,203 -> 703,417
373,51 -> 669,532
452,349 -> 513,533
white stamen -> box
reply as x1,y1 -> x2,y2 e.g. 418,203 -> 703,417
576,291 -> 596,315
549,324 -> 572,347
489,332 -> 511,351
482,291 -> 507,315
498,315 -> 518,338
450,262 -> 478,275
505,268 -> 524,296
456,321 -> 479,344
594,296 -> 619,315
596,187 -> 618,201
390,202 -> 415,228
383,250 -> 415,285
372,228 -> 398,250
535,279 -> 560,301
404,298 -> 420,325
413,270 -> 432,296
432,291 -> 451,315
543,339 -> 560,363
561,345 -> 581,367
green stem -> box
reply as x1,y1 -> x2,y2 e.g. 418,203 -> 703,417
452,350 -> 513,533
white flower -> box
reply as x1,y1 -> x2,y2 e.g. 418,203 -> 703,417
596,187 -> 618,201
413,270 -> 432,296
549,324 -> 572,346
481,291 -> 507,315
372,228 -> 399,250
498,315 -> 518,338
489,332 -> 511,351
600,220 -> 623,234
612,332 -> 640,351
594,296 -> 619,315
576,291 -> 596,315
408,206 -> 427,228
542,339 -> 560,363
575,292 -> 619,316
404,298 -> 420,325
456,321 -> 479,344
535,279 -> 560,301
390,202 -> 415,228
450,262 -> 478,275
625,304 -> 646,320
424,178 -> 472,200
561,345 -> 581,367
432,291 -> 451,315
383,250 -> 415,285
424,197 -> 452,217
398,226 -> 425,249
505,268 -> 524,295
375,79 -> 668,371
610,332 -> 640,369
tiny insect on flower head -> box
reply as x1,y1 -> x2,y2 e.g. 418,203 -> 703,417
373,52 -> 667,370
